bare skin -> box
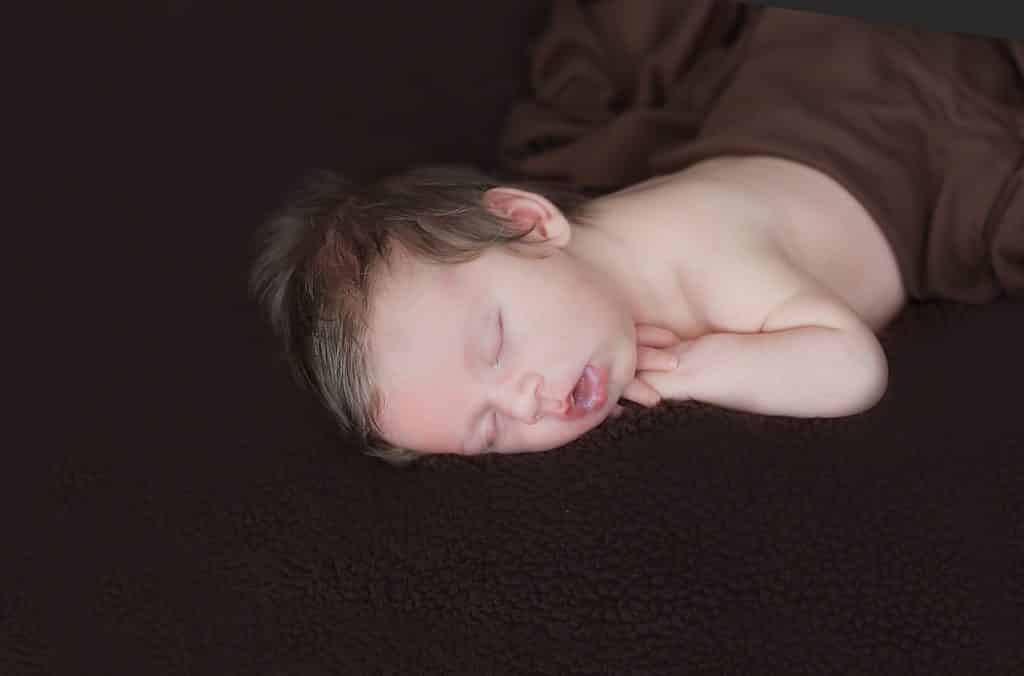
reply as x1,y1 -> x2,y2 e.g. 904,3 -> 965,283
589,155 -> 907,415
613,323 -> 684,416
369,154 -> 907,455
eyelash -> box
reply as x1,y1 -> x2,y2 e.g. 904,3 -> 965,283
484,311 -> 503,451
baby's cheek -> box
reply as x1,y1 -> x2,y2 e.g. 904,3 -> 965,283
515,423 -> 573,454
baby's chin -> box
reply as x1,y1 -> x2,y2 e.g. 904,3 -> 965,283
501,412 -> 611,455
557,401 -> 619,449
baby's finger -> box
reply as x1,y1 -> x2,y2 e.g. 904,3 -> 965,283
635,368 -> 692,403
622,378 -> 662,408
636,345 -> 679,372
635,324 -> 681,348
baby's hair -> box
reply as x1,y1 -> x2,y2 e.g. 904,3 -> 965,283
249,164 -> 596,466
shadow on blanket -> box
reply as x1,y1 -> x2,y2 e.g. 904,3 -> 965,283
3,2 -> 1022,675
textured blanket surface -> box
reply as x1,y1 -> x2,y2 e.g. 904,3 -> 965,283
5,3 -> 1023,675
7,301 -> 1024,676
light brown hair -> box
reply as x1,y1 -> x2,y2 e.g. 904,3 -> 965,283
249,164 -> 595,466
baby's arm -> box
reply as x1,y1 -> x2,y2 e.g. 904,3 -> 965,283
641,275 -> 888,418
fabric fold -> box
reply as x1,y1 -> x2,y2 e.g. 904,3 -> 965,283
501,1 -> 1024,301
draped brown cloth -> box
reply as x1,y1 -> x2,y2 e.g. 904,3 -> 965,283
499,1 -> 1024,303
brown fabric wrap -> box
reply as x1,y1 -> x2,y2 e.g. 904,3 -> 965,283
500,1 -> 1024,302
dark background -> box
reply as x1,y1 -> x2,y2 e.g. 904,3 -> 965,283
744,0 -> 1024,40
6,2 -> 1024,674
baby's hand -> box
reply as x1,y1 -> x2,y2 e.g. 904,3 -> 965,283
613,324 -> 682,415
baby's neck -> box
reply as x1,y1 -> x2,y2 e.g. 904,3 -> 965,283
578,166 -> 775,337
567,194 -> 692,332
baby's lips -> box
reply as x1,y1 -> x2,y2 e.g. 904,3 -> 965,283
564,364 -> 608,420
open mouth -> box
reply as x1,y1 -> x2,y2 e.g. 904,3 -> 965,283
566,364 -> 608,419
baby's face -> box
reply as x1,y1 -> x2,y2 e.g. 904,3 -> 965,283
367,242 -> 638,456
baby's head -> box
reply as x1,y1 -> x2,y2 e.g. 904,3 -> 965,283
250,164 -> 639,466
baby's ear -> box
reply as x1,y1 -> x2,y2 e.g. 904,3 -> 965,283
482,187 -> 571,248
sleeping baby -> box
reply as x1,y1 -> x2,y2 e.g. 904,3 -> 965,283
250,6 -> 1023,466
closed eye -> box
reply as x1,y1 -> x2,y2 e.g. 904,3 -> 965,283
483,311 -> 503,452
493,310 -> 503,367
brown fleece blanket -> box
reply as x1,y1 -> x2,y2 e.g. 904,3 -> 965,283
500,0 -> 1024,302
5,3 -> 1023,675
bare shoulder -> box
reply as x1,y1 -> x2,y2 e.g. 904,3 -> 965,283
677,216 -> 824,334
655,156 -> 906,332
626,168 -> 795,327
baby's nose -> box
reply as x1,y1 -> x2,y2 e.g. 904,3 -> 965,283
533,394 -> 569,421
505,373 -> 569,422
